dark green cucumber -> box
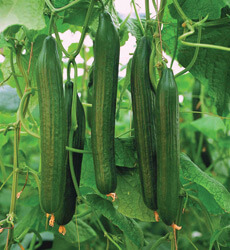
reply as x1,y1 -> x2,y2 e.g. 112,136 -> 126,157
192,79 -> 212,167
55,81 -> 85,226
156,67 -> 180,226
36,36 -> 67,214
91,11 -> 120,194
131,36 -> 157,211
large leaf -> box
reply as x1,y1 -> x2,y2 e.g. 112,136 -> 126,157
115,167 -> 156,222
86,194 -> 144,248
0,0 -> 45,32
169,0 -> 226,20
177,24 -> 230,116
180,153 -> 230,213
190,116 -> 226,141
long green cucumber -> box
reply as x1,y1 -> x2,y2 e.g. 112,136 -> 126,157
36,36 -> 67,214
131,36 -> 158,211
156,67 -> 180,226
55,81 -> 85,227
91,11 -> 120,195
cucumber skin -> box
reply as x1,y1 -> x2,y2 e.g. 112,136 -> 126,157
131,36 -> 158,211
156,67 -> 180,226
55,81 -> 85,226
36,36 -> 67,214
91,11 -> 120,195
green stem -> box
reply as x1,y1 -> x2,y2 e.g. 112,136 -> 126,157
170,20 -> 179,69
149,40 -> 157,91
202,17 -> 230,27
158,0 -> 167,24
49,13 -> 55,35
66,146 -> 92,154
150,233 -> 170,249
151,0 -> 158,13
18,90 -> 40,139
154,0 -> 167,75
10,49 -> 23,98
175,24 -> 202,78
195,133 -> 203,163
45,0 -> 81,13
0,73 -> 12,86
0,154 -> 7,181
131,0 -> 145,36
95,215 -> 122,250
82,102 -> 92,107
52,21 -> 71,58
145,0 -> 150,22
6,123 -> 20,249
16,46 -> 30,89
116,129 -> 134,138
0,171 -> 13,191
74,209 -> 92,219
28,228 -> 42,250
67,59 -> 72,82
173,0 -> 188,21
188,195 -> 213,234
72,0 -> 96,58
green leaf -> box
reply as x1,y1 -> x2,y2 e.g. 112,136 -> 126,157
115,167 -> 156,222
63,0 -> 99,27
190,116 -> 226,141
180,153 -> 230,213
209,225 -> 230,250
0,0 -> 45,32
115,138 -> 136,168
126,18 -> 145,41
0,85 -> 20,113
51,0 -> 70,8
169,0 -> 226,20
177,25 -> 230,116
86,194 -> 144,248
50,220 -> 97,244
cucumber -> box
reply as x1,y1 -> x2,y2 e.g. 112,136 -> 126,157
36,36 -> 67,214
131,36 -> 157,210
156,67 -> 180,226
55,81 -> 85,226
91,11 -> 120,194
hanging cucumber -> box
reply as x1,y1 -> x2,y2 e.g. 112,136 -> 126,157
36,36 -> 67,214
55,81 -> 85,230
131,36 -> 158,211
156,67 -> 180,226
91,11 -> 120,195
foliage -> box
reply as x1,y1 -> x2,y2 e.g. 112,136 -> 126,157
0,0 -> 230,249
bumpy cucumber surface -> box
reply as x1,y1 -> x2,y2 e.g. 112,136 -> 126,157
131,36 -> 157,211
91,11 -> 120,195
156,67 -> 180,226
36,36 -> 67,214
55,81 -> 85,226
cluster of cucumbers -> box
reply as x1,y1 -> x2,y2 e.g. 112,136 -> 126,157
36,9 -> 181,231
